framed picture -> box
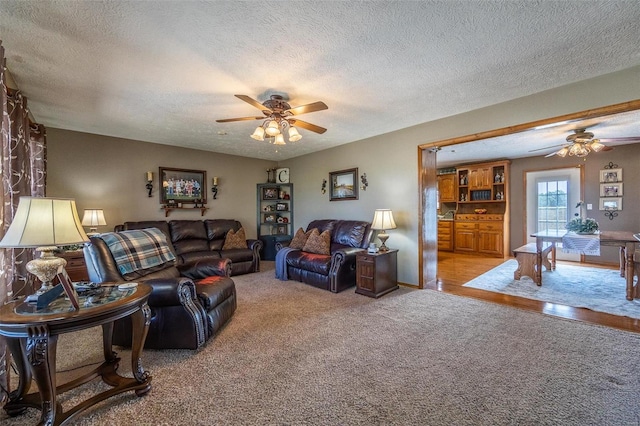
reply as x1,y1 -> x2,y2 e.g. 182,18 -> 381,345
599,197 -> 623,211
275,224 -> 288,235
329,168 -> 358,201
262,187 -> 279,200
264,213 -> 276,223
599,182 -> 623,197
160,167 -> 206,204
599,168 -> 622,183
57,267 -> 79,310
276,203 -> 288,211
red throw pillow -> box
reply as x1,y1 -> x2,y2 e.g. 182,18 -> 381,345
222,227 -> 248,249
302,229 -> 331,255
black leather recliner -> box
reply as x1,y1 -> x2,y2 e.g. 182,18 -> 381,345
84,233 -> 236,350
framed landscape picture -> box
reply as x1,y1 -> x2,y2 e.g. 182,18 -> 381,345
599,197 -> 622,211
599,182 -> 623,197
599,168 -> 622,183
329,168 -> 358,201
160,167 -> 206,204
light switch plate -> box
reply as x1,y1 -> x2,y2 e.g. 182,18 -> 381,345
587,203 -> 593,210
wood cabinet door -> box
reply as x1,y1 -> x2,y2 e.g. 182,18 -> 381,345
477,222 -> 503,256
454,223 -> 476,252
438,174 -> 457,203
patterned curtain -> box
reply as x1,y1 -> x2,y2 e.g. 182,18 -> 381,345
0,41 -> 47,404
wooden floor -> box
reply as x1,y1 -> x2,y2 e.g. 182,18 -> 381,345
427,251 -> 640,334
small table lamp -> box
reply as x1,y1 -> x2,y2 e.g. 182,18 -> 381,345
0,197 -> 90,295
371,209 -> 397,251
82,209 -> 107,235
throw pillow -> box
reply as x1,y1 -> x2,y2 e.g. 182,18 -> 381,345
289,227 -> 314,250
222,227 -> 248,249
302,228 -> 331,255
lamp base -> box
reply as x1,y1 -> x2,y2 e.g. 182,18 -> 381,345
378,232 -> 390,251
26,246 -> 67,295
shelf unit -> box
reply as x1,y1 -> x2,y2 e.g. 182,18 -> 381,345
162,206 -> 208,217
257,183 -> 293,239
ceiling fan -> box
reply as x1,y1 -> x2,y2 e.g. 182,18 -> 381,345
530,128 -> 640,158
216,94 -> 328,145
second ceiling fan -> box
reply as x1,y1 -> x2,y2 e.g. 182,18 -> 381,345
530,128 -> 640,158
216,94 -> 328,145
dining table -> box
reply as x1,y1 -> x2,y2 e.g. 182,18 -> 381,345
531,230 -> 639,300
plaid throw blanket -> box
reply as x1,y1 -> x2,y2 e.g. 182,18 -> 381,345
99,228 -> 176,275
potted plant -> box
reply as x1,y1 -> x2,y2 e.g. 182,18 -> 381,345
565,217 -> 599,234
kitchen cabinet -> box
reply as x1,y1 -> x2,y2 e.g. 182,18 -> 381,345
437,220 -> 454,251
454,214 -> 505,257
437,173 -> 457,203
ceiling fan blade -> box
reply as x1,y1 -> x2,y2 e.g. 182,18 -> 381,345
216,116 -> 265,123
288,119 -> 327,134
235,94 -> 273,114
598,136 -> 640,143
528,143 -> 566,153
286,101 -> 328,116
544,151 -> 560,158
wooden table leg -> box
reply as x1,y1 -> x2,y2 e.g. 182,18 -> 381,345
550,242 -> 557,271
25,325 -> 59,426
3,338 -> 31,416
130,302 -> 152,396
535,237 -> 543,285
624,242 -> 635,300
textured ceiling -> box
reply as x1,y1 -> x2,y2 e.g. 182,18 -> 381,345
1,1 -> 640,161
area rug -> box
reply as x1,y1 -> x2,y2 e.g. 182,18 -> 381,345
464,259 -> 640,319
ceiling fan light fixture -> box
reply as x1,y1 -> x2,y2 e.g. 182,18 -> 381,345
288,126 -> 302,142
265,120 -> 280,136
589,139 -> 605,152
556,147 -> 569,157
274,134 -> 286,145
569,142 -> 589,157
250,126 -> 265,141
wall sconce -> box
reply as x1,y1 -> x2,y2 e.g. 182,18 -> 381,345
211,176 -> 219,199
360,173 -> 368,191
146,171 -> 153,197
321,179 -> 327,194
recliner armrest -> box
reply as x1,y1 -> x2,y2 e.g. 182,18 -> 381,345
178,258 -> 231,279
142,277 -> 198,307
247,239 -> 263,252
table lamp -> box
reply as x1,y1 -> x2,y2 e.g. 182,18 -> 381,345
82,208 -> 107,235
371,209 -> 397,251
0,197 -> 90,295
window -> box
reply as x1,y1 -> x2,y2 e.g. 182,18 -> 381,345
536,179 -> 568,232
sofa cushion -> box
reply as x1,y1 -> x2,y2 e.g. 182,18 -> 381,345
332,220 -> 369,247
223,227 -> 248,249
285,250 -> 331,276
306,219 -> 336,235
289,227 -> 313,250
205,219 -> 240,250
195,276 -> 236,311
302,229 -> 331,255
170,220 -> 209,255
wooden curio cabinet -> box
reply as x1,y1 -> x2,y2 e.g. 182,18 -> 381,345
454,160 -> 510,258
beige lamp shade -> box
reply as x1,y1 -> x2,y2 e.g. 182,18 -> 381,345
371,209 -> 396,251
0,197 -> 90,248
0,197 -> 90,294
371,209 -> 397,231
82,209 -> 107,230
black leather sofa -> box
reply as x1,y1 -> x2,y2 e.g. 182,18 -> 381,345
84,233 -> 236,350
115,219 -> 262,276
276,219 -> 373,293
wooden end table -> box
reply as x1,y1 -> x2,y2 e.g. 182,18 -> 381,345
356,249 -> 399,298
0,283 -> 152,426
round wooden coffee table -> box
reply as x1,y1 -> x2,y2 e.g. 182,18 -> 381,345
0,283 -> 152,426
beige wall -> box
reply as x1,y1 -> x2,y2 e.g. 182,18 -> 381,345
47,66 -> 640,286
46,129 -> 276,240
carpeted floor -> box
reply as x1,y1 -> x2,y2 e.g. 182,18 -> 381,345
464,259 -> 640,319
3,262 -> 640,425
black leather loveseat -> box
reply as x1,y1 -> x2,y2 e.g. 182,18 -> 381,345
84,229 -> 236,350
115,219 -> 262,276
276,219 -> 373,293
